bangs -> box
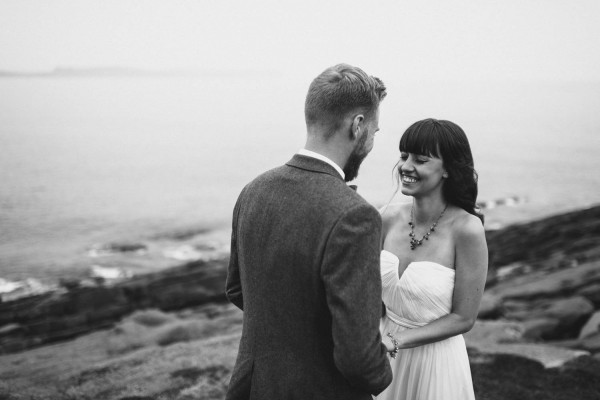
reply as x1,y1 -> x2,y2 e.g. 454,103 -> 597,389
399,119 -> 442,158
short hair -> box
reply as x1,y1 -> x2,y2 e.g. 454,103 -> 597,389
304,64 -> 386,132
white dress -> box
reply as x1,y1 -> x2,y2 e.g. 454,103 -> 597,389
375,250 -> 475,400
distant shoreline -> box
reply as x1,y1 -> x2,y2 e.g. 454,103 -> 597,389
0,67 -> 279,78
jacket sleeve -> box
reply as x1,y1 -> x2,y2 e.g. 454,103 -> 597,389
321,203 -> 393,395
225,190 -> 244,310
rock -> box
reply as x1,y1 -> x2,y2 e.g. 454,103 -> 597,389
465,320 -> 524,345
88,242 -> 147,257
577,283 -> 600,307
0,323 -> 24,337
503,296 -> 595,339
469,342 -> 589,368
579,310 -> 600,339
521,318 -> 561,341
485,205 -> 600,271
580,333 -> 600,353
544,296 -> 595,337
488,260 -> 600,301
477,293 -> 502,319
501,299 -> 531,316
545,333 -> 600,352
0,257 -> 229,354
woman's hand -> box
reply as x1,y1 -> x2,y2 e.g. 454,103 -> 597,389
383,332 -> 401,360
382,334 -> 396,352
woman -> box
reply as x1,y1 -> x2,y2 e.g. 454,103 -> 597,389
376,118 -> 488,400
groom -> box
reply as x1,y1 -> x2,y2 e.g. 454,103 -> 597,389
225,63 -> 393,399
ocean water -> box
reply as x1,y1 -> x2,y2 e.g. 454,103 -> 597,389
1,76 -> 599,282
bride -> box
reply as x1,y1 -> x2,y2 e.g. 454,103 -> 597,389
377,118 -> 488,400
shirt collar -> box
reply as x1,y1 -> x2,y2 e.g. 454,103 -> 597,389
297,149 -> 345,180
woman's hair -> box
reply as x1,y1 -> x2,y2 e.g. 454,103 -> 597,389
397,118 -> 484,224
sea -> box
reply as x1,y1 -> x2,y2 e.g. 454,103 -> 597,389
1,74 -> 599,286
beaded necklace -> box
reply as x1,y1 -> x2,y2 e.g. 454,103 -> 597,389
408,204 -> 448,250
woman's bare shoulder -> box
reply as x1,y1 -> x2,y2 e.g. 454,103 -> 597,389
379,202 -> 410,225
451,208 -> 485,240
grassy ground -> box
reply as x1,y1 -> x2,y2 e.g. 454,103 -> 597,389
0,304 -> 242,400
2,303 -> 599,400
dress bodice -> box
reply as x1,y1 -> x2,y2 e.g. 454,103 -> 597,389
376,251 -> 475,400
380,250 -> 455,328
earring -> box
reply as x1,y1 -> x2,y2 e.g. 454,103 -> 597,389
443,173 -> 448,178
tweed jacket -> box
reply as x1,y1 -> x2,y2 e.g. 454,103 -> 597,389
225,154 -> 392,400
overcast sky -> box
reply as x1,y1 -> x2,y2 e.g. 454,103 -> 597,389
1,0 -> 599,82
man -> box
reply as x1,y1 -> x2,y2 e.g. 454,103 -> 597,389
225,63 -> 393,399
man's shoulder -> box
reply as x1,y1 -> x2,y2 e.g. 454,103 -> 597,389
242,164 -> 289,189
241,161 -> 375,213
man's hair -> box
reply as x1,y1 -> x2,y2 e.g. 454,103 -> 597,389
304,64 -> 386,132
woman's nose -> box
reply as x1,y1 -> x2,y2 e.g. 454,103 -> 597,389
400,159 -> 414,173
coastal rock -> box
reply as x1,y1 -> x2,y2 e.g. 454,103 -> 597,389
469,342 -> 589,369
0,258 -> 229,354
547,333 -> 600,354
577,283 -> 600,307
520,318 -> 561,341
501,296 -> 594,339
501,299 -> 531,316
485,205 -> 600,272
0,278 -> 56,302
0,323 -> 23,337
579,311 -> 600,339
580,333 -> 600,353
477,293 -> 502,319
543,296 -> 595,337
488,260 -> 600,301
465,320 -> 524,344
88,242 -> 148,257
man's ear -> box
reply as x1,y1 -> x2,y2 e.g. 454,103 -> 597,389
350,114 -> 364,140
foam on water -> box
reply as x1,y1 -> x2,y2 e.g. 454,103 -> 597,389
0,76 -> 599,281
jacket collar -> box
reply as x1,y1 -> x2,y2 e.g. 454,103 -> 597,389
286,154 -> 345,181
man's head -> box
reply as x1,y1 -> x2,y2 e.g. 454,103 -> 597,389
305,63 -> 386,134
304,64 -> 386,181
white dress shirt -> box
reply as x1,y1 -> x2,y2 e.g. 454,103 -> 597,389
297,149 -> 345,180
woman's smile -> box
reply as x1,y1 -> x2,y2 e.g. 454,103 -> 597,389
401,174 -> 419,184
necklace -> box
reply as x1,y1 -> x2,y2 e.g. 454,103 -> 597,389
408,204 -> 448,250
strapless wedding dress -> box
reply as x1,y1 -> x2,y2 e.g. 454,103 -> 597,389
375,250 -> 475,400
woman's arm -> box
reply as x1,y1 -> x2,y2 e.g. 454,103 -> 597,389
378,204 -> 393,249
386,215 -> 488,349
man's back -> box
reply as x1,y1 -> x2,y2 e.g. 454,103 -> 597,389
226,155 -> 392,399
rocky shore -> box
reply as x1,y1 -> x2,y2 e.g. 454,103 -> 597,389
0,257 -> 229,353
0,204 -> 599,399
1,205 -> 600,358
469,205 -> 600,364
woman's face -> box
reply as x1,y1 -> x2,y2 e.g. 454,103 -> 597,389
398,151 -> 447,198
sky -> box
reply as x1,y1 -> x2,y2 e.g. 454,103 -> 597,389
1,0 -> 599,82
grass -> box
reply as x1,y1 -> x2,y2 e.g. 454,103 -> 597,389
2,302 -> 599,400
0,303 -> 243,400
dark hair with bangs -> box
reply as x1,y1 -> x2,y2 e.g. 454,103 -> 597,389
305,64 -> 387,134
398,118 -> 484,223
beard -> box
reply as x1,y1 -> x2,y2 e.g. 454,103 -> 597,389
343,132 -> 369,182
